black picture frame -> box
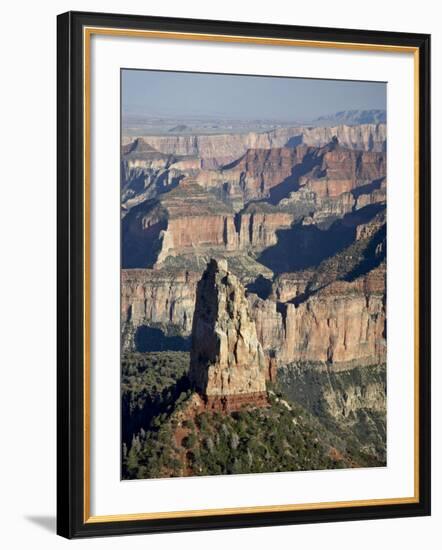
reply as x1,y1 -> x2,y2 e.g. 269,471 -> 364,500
57,10 -> 431,539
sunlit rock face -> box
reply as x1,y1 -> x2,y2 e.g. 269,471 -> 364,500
277,266 -> 386,367
121,123 -> 387,372
189,259 -> 268,407
128,123 -> 386,162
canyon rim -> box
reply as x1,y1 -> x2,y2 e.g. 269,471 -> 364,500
121,70 -> 387,480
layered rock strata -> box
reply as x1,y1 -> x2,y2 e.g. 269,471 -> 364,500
191,142 -> 386,206
127,123 -> 386,163
122,183 -> 299,268
121,138 -> 386,270
121,269 -> 199,351
189,259 -> 269,410
122,173 -> 385,270
276,265 -> 386,367
121,269 -> 199,330
121,260 -> 386,368
121,130 -> 387,371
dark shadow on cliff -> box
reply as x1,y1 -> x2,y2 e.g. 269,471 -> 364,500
344,224 -> 386,282
121,162 -> 184,209
121,170 -> 145,199
285,135 -> 303,148
188,260 -> 220,394
135,325 -> 190,352
246,274 -> 273,299
351,177 -> 385,199
121,198 -> 167,268
258,204 -> 385,274
268,149 -> 319,204
269,138 -> 350,205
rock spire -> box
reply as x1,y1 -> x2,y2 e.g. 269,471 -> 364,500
189,259 -> 268,410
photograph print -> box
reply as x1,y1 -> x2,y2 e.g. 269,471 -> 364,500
120,69 -> 387,480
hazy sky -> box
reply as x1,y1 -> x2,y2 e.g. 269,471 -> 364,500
122,69 -> 386,121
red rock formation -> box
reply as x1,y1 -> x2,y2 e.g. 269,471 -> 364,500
122,181 -> 240,267
158,215 -> 239,262
300,146 -> 386,199
191,142 -> 386,211
220,146 -> 309,201
197,392 -> 269,413
123,180 -> 300,266
120,134 -> 387,369
158,207 -> 296,260
122,139 -> 386,268
176,391 -> 269,417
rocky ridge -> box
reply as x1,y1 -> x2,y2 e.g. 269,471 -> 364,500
127,123 -> 386,164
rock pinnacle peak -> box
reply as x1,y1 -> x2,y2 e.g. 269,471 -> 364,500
189,259 -> 268,411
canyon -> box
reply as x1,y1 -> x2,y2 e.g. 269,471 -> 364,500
121,134 -> 387,368
124,122 -> 386,165
121,115 -> 387,477
121,138 -> 386,270
121,249 -> 386,369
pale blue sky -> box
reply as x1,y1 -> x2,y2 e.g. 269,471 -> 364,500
122,69 -> 386,121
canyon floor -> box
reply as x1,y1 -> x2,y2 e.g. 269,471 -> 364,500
120,112 -> 387,480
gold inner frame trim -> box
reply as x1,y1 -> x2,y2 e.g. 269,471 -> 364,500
82,26 -> 420,524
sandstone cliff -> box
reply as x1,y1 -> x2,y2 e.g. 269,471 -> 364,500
121,262 -> 385,368
129,123 -> 386,163
121,211 -> 386,368
121,127 -> 387,373
237,208 -> 295,249
188,259 -> 268,409
189,141 -> 385,206
218,146 -> 310,202
122,140 -> 386,270
298,144 -> 386,198
277,266 -> 386,367
122,183 -> 298,268
121,120 -> 388,480
121,268 -> 200,350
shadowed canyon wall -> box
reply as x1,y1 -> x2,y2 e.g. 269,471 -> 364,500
121,123 -> 387,373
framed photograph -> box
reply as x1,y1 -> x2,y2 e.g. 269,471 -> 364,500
57,11 -> 431,538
